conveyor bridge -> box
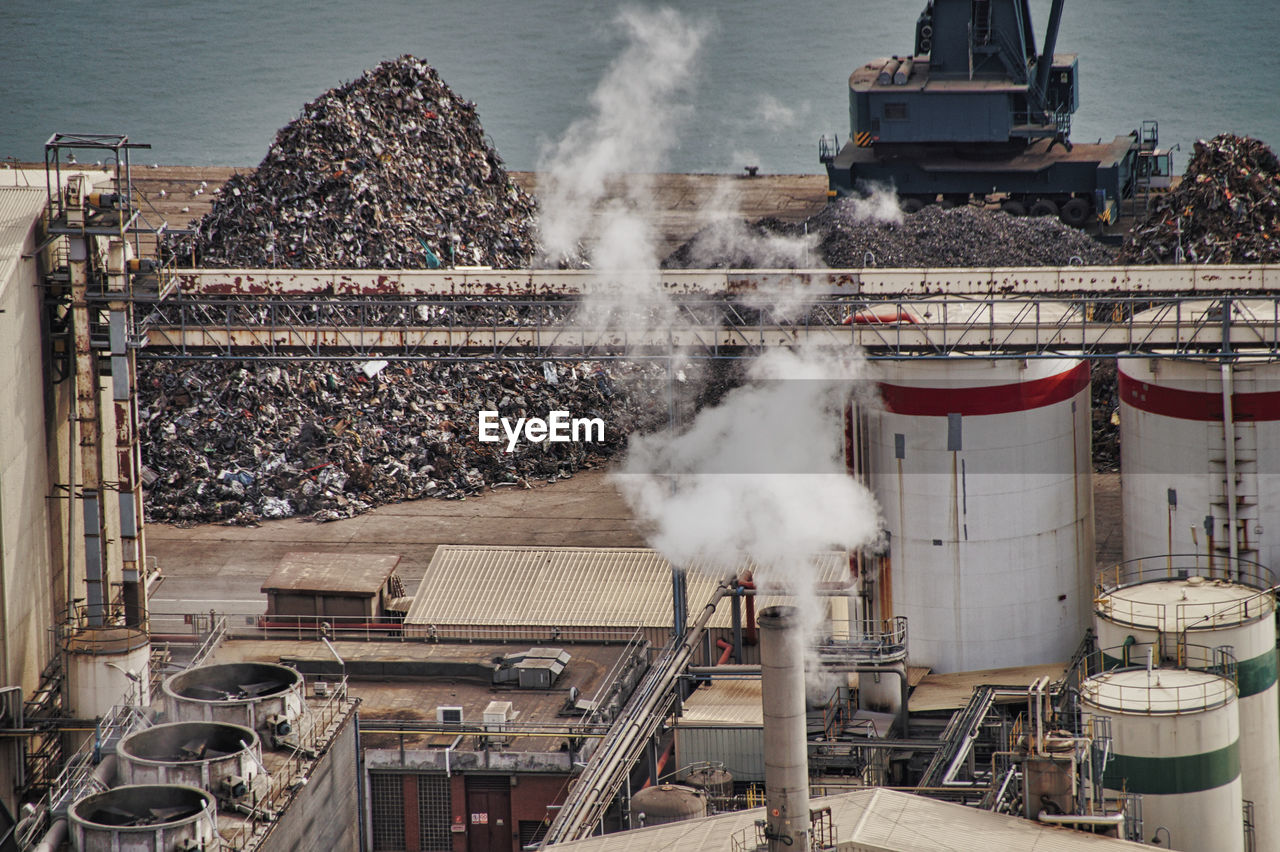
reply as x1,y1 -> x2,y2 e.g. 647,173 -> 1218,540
134,265 -> 1280,361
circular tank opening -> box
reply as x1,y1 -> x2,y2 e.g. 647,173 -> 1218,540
120,721 -> 259,764
71,784 -> 212,828
165,662 -> 301,704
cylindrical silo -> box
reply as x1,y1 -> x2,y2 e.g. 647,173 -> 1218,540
1081,664 -> 1243,852
868,356 -> 1093,673
628,784 -> 707,829
1118,347 -> 1280,570
759,606 -> 810,852
1094,556 -> 1278,850
62,626 -> 152,717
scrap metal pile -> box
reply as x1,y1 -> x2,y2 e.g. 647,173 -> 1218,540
141,360 -> 665,524
1120,134 -> 1280,264
666,203 -> 1115,268
142,57 -> 664,525
173,55 -> 537,269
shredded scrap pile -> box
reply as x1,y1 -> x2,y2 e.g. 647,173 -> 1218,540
1121,134 -> 1280,264
141,360 -> 664,524
178,55 -> 537,268
142,57 -> 666,525
666,203 -> 1115,268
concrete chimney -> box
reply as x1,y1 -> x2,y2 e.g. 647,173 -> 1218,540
759,605 -> 810,851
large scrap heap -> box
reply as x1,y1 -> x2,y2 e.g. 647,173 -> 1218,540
177,55 -> 538,269
1121,134 -> 1280,264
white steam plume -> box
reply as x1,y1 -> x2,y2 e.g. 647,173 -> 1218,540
613,346 -> 882,649
535,9 -> 886,680
537,7 -> 708,278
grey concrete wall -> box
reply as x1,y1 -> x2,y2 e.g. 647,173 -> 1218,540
0,186 -> 64,815
262,711 -> 361,852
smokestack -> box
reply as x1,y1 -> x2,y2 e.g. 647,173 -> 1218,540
759,605 -> 810,851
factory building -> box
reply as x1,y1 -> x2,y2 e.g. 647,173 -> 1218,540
4,142 -> 1280,852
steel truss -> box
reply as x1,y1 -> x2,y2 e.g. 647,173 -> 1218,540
133,292 -> 1280,361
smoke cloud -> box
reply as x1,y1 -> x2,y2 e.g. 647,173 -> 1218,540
613,345 -> 882,586
536,7 -> 707,273
535,8 -> 887,678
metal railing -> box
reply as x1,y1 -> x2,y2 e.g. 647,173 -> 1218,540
816,616 -> 908,666
1097,555 -> 1276,633
16,704 -> 152,848
223,677 -> 358,851
1081,643 -> 1238,714
1100,554 -> 1274,594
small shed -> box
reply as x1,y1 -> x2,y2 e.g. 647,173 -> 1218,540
261,551 -> 404,620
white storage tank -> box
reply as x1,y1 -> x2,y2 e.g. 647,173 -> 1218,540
1094,555 -> 1278,851
63,626 -> 151,717
1081,662 -> 1243,852
1118,348 -> 1280,569
69,784 -> 219,851
867,357 -> 1093,672
118,721 -> 264,799
162,662 -> 304,744
628,784 -> 707,829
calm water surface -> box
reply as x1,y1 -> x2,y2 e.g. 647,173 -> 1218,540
3,1 -> 1277,175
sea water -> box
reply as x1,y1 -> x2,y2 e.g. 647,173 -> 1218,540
3,0 -> 1277,176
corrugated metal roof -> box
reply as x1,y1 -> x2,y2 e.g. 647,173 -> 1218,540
680,678 -> 764,726
403,546 -> 850,630
0,186 -> 47,295
261,551 -> 400,595
548,789 -> 1145,851
909,662 -> 1067,713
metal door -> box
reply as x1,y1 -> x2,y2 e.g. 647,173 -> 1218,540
465,776 -> 512,852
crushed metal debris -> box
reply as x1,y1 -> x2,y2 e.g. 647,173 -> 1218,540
141,360 -> 665,525
1120,134 -> 1280,264
665,203 -> 1115,268
169,55 -> 537,269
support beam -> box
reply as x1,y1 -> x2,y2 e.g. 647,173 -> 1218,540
169,264 -> 1280,298
69,233 -> 107,626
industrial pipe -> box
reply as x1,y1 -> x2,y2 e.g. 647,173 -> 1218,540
759,606 -> 810,852
32,754 -> 118,852
1037,811 -> 1126,829
640,739 -> 675,790
715,639 -> 734,666
894,57 -> 914,85
741,579 -> 758,645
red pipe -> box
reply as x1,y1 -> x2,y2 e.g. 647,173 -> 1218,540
842,308 -> 919,326
641,739 -> 675,789
716,639 -> 734,666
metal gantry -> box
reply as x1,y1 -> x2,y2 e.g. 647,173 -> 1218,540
130,265 -> 1280,362
132,292 -> 1280,362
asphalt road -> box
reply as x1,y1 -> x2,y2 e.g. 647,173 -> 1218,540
146,469 -> 646,616
147,470 -> 1122,618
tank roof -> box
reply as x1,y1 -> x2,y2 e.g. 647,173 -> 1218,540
1099,574 -> 1273,630
1082,667 -> 1235,714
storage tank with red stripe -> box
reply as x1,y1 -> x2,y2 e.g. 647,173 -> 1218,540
1118,354 -> 1280,568
867,358 -> 1093,674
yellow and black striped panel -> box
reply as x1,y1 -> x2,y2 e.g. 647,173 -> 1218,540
855,132 -> 872,147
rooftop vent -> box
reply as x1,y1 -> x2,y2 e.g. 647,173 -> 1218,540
493,647 -> 570,689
